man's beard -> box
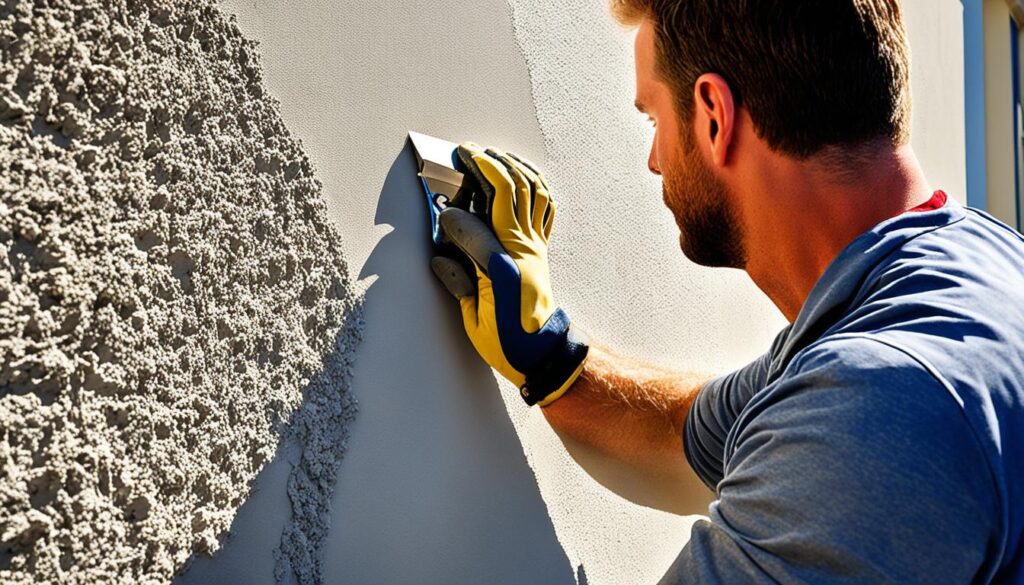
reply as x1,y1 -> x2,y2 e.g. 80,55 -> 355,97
662,131 -> 747,269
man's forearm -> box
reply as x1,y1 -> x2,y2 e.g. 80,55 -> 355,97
541,344 -> 712,481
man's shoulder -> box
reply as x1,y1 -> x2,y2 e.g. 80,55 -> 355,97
757,332 -> 940,395
732,333 -> 990,481
755,333 -> 955,425
708,333 -> 1003,585
833,209 -> 1024,401
734,334 -> 996,509
788,332 -> 934,379
868,204 -> 1024,299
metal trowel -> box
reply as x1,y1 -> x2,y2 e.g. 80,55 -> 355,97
408,130 -> 476,246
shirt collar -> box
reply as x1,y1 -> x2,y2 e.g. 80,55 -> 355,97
767,193 -> 967,381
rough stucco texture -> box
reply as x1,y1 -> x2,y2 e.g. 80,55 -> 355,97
0,1 -> 361,583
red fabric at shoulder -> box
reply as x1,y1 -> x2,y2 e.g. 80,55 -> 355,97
907,190 -> 947,213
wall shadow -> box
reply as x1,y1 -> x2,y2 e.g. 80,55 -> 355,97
175,143 -> 575,583
174,138 -> 712,583
314,143 -> 574,584
552,427 -> 715,517
174,305 -> 362,585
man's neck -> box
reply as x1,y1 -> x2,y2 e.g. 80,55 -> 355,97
741,144 -> 933,322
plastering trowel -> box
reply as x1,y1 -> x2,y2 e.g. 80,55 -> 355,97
408,130 -> 478,245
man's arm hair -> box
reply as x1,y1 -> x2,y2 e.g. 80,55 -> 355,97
539,343 -> 714,485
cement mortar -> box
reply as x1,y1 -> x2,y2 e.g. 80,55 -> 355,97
0,1 -> 361,583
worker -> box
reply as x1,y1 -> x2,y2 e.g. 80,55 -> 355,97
429,1 -> 1024,583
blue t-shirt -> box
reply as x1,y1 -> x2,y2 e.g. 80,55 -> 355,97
662,195 -> 1024,584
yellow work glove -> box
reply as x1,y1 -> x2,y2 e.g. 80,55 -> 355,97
430,143 -> 588,407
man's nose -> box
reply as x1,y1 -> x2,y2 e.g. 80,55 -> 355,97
648,142 -> 661,176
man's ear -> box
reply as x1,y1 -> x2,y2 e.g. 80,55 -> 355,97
692,73 -> 736,167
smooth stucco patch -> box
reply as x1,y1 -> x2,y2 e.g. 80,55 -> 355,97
0,1 -> 360,582
212,1 -> 578,584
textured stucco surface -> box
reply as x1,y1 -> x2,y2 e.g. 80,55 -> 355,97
0,1 -> 361,582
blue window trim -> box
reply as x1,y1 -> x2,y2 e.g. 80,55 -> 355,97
963,0 -> 988,211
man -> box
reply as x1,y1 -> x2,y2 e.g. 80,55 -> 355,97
429,1 -> 1024,583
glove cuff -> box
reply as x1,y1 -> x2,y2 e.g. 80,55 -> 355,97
519,325 -> 590,407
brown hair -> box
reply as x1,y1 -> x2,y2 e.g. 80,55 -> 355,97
612,0 -> 912,158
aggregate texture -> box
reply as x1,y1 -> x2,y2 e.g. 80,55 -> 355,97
0,1 -> 362,583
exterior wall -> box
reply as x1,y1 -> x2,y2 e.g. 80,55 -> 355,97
966,0 -> 991,208
177,1 -> 969,584
905,0 -> 968,202
984,0 -> 1019,226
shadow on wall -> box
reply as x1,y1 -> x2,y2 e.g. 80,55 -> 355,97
178,142 -> 577,584
174,305 -> 363,585
553,430 -> 716,518
315,142 -> 575,583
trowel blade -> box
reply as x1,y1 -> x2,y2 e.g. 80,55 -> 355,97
409,130 -> 463,245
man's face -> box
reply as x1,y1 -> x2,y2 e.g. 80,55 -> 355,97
634,19 -> 746,269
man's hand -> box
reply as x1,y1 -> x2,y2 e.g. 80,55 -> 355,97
430,143 -> 588,406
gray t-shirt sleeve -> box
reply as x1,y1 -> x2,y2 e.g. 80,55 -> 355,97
684,350 -> 772,490
664,336 -> 998,584
684,326 -> 791,489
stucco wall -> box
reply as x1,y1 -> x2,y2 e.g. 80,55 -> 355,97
0,3 -> 362,582
177,1 -> 968,583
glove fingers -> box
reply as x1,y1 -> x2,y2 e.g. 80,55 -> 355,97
506,151 -> 554,232
456,142 -> 496,217
489,148 -> 535,233
460,263 -> 490,330
532,183 -> 550,238
430,255 -> 475,299
438,207 -> 505,273
543,200 -> 556,241
458,143 -> 518,233
504,150 -> 544,185
500,149 -> 550,237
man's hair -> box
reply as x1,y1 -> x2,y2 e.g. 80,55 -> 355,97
612,0 -> 912,158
